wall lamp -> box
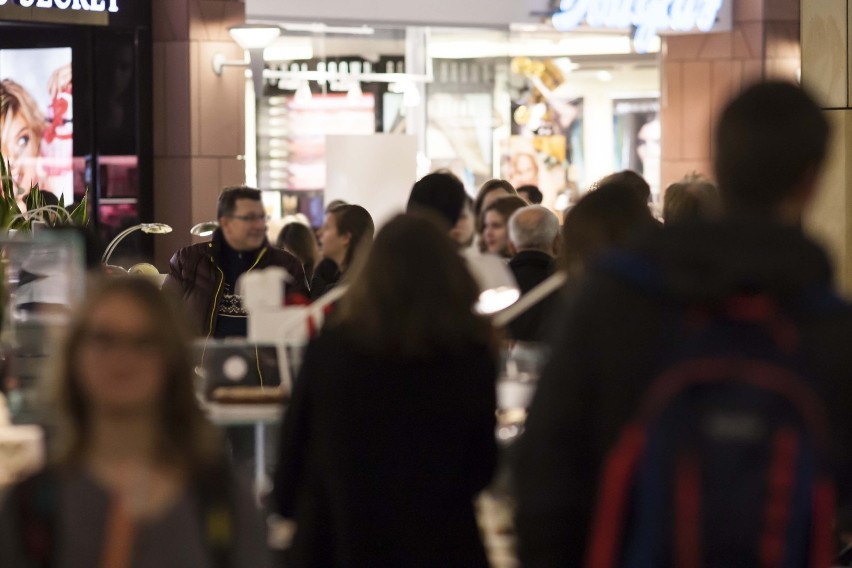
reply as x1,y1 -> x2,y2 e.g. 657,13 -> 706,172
102,223 -> 173,266
213,24 -> 282,97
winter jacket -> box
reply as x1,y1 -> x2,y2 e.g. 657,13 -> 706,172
163,229 -> 309,336
513,217 -> 852,566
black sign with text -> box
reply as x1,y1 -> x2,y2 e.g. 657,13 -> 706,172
0,0 -> 147,28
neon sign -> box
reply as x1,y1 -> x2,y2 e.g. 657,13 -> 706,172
0,0 -> 119,12
552,0 -> 724,53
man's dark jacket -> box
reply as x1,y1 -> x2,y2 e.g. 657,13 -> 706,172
508,250 -> 556,341
164,229 -> 309,336
513,217 -> 852,566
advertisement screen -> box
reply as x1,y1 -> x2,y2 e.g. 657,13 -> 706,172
613,98 -> 660,199
0,47 -> 73,206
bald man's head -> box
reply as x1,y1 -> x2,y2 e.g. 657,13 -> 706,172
508,205 -> 560,256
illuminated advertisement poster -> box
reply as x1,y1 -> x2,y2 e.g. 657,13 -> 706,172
613,98 -> 660,199
0,47 -> 73,205
427,91 -> 493,190
285,94 -> 375,191
507,56 -> 583,211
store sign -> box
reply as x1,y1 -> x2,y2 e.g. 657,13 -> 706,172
0,0 -> 118,12
552,0 -> 725,53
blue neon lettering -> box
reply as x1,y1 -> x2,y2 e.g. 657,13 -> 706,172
552,0 -> 724,53
553,0 -> 590,31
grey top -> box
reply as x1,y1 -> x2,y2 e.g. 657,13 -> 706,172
0,468 -> 270,568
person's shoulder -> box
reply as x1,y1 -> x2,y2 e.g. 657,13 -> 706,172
511,249 -> 553,264
172,241 -> 212,263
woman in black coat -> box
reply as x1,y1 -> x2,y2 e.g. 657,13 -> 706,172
273,214 -> 498,567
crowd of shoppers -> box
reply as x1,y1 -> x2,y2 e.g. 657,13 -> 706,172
2,79 -> 851,567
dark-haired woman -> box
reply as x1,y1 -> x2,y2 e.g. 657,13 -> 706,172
273,214 -> 498,567
481,195 -> 528,258
276,222 -> 320,283
310,204 -> 374,300
0,277 -> 268,567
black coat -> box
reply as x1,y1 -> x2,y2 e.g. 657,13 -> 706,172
308,258 -> 340,301
513,218 -> 852,566
273,328 -> 497,567
507,250 -> 557,342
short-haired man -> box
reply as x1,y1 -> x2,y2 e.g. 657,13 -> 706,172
662,172 -> 721,224
406,171 -> 474,246
514,82 -> 852,564
506,205 -> 560,341
165,186 -> 309,338
516,184 -> 543,205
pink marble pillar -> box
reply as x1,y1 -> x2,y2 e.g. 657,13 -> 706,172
151,0 -> 247,270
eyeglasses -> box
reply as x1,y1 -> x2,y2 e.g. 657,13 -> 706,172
228,214 -> 269,223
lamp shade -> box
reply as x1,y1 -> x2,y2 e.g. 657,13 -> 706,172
101,223 -> 174,265
464,251 -> 521,315
140,223 -> 173,235
229,24 -> 281,51
191,221 -> 219,237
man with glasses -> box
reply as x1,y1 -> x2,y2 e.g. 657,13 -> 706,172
165,186 -> 309,339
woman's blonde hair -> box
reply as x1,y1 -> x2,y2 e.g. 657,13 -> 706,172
0,79 -> 45,144
53,276 -> 223,470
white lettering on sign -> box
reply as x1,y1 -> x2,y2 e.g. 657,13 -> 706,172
553,0 -> 724,53
10,0 -> 117,12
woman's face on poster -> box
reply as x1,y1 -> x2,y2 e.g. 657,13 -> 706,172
1,109 -> 40,190
512,153 -> 539,187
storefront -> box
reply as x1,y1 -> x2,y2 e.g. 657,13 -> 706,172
0,0 -> 152,257
227,0 -> 732,229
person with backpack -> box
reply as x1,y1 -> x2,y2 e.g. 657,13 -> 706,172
513,81 -> 852,566
0,277 -> 268,568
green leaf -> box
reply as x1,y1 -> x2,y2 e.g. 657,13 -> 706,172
25,184 -> 42,213
0,158 -> 12,205
69,190 -> 89,227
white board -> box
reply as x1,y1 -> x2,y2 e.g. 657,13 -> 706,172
325,134 -> 417,229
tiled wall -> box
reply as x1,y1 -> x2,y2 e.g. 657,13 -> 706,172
660,0 -> 799,191
151,0 -> 247,269
802,0 -> 852,293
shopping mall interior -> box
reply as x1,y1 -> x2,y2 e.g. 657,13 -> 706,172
3,0 -> 852,566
